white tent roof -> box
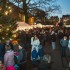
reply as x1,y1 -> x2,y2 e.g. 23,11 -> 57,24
36,23 -> 42,28
16,22 -> 33,30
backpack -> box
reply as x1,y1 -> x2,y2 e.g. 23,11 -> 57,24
32,48 -> 38,60
14,55 -> 18,64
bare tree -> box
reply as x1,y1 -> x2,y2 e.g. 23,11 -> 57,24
4,0 -> 60,23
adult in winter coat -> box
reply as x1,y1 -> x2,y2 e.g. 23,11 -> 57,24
31,35 -> 40,60
50,31 -> 56,50
60,36 -> 68,57
31,35 -> 40,52
58,30 -> 64,40
38,45 -> 44,61
18,45 -> 27,70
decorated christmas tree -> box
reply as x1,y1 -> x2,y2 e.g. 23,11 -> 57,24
0,12 -> 18,42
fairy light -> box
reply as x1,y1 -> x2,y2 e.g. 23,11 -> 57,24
5,11 -> 8,15
9,9 -> 12,13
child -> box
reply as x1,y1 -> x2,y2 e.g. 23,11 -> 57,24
4,45 -> 15,70
0,60 -> 6,70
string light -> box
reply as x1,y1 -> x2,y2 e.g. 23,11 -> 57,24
2,37 -> 5,40
5,11 -> 8,15
10,38 -> 13,41
12,34 -> 17,38
8,6 -> 11,9
9,9 -> 12,13
7,28 -> 9,31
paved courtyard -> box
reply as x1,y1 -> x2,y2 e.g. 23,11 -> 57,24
26,39 -> 70,70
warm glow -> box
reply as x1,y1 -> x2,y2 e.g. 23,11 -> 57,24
12,34 -> 17,38
6,28 -> 9,31
16,22 -> 33,31
2,37 -> 5,40
5,8 -> 12,15
29,17 -> 34,25
36,23 -> 42,28
22,15 -> 25,22
0,29 -> 2,32
8,6 -> 11,9
31,17 -> 34,23
5,11 -> 8,15
9,9 -> 12,13
0,7 -> 2,11
12,40 -> 18,44
10,38 -> 13,41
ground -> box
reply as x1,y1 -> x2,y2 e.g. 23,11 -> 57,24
26,39 -> 70,70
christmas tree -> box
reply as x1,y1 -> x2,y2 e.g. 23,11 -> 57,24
0,11 -> 18,42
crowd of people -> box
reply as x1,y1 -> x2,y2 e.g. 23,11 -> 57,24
0,26 -> 70,70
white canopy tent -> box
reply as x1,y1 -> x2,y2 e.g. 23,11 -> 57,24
16,22 -> 33,31
36,23 -> 42,28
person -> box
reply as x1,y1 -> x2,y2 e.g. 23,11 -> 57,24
18,45 -> 27,70
12,40 -> 19,53
38,45 -> 44,62
32,48 -> 38,64
68,36 -> 70,50
4,39 -> 14,50
12,40 -> 19,65
60,36 -> 68,57
58,29 -> 64,41
0,40 -> 4,61
50,31 -> 56,50
38,54 -> 51,70
0,60 -> 6,70
31,34 -> 40,60
42,33 -> 46,46
4,45 -> 15,70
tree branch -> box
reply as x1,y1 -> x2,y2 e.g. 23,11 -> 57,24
27,0 -> 31,5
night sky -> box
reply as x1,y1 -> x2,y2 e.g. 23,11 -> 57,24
51,0 -> 70,18
9,0 -> 70,18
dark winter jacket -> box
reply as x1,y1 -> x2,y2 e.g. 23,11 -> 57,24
0,43 -> 4,60
51,34 -> 56,42
58,32 -> 64,40
38,45 -> 44,58
60,38 -> 68,47
18,48 -> 27,65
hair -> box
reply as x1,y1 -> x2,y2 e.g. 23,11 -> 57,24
33,35 -> 38,41
5,45 -> 11,51
0,60 -> 4,64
